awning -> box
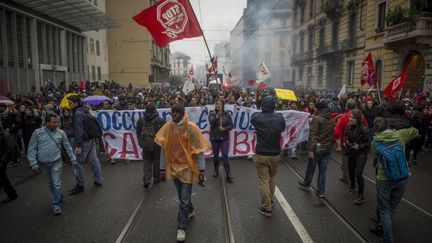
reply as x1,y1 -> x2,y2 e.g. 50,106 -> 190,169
13,0 -> 120,31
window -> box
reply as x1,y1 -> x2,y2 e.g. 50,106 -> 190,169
300,33 -> 304,56
347,62 -> 355,85
292,70 -> 296,82
90,38 -> 95,55
94,0 -> 98,6
332,21 -> 339,47
88,65 -> 90,80
318,66 -> 323,87
0,16 -> 3,67
319,26 -> 325,48
292,35 -> 297,55
96,40 -> 100,56
91,65 -> 96,80
375,59 -> 383,88
299,67 -> 304,83
97,66 -> 101,80
300,6 -> 305,23
279,51 -> 286,66
377,0 -> 386,32
266,35 -> 271,48
309,0 -> 314,18
17,15 -> 24,68
308,31 -> 313,53
6,11 -> 14,67
46,25 -> 51,65
26,18 -> 32,68
348,13 -> 357,48
265,52 -> 272,66
279,32 -> 286,47
307,67 -> 312,88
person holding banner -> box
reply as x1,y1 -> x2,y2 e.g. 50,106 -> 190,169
209,100 -> 234,182
136,103 -> 165,188
155,104 -> 211,242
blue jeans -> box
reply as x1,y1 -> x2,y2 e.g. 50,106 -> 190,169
303,149 -> 331,193
211,140 -> 229,166
40,160 -> 63,209
174,179 -> 193,230
74,139 -> 103,186
376,179 -> 408,243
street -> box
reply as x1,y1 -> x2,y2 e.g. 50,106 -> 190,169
1,150 -> 432,243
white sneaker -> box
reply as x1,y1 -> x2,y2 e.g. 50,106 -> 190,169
176,229 -> 186,241
188,211 -> 195,219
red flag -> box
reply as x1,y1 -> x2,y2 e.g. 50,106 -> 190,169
132,0 -> 203,47
383,69 -> 408,101
247,80 -> 256,86
360,52 -> 375,86
257,82 -> 267,90
206,57 -> 218,74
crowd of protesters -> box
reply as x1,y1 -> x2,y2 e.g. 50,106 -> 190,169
1,79 -> 432,242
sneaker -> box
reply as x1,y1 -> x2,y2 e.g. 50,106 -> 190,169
1,195 -> 18,203
52,207 -> 62,216
68,185 -> 84,195
143,182 -> 151,189
339,178 -> 348,183
8,160 -> 22,167
271,200 -> 275,208
110,159 -> 115,164
347,187 -> 356,194
176,229 -> 186,241
353,195 -> 365,205
316,192 -> 326,198
259,207 -> 272,217
369,224 -> 383,237
94,181 -> 103,187
188,211 -> 196,220
298,181 -> 310,191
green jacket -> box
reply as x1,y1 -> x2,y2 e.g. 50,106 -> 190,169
372,128 -> 418,181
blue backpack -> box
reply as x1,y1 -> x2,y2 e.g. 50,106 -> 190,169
372,140 -> 409,181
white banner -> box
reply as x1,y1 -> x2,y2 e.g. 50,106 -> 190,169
92,105 -> 310,160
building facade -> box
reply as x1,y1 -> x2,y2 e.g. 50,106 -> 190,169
106,0 -> 170,88
291,0 -> 432,93
0,0 -> 117,94
84,0 -> 110,82
229,0 -> 293,87
170,52 -> 191,78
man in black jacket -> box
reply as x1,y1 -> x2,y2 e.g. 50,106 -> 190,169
136,103 -> 164,188
67,95 -> 103,195
0,119 -> 17,203
251,96 -> 286,217
0,103 -> 22,166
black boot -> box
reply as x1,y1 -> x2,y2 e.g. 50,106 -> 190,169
212,161 -> 219,177
224,164 -> 234,183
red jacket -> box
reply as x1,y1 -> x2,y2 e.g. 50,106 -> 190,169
334,111 -> 368,146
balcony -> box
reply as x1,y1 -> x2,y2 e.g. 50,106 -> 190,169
384,17 -> 432,47
317,45 -> 342,59
304,51 -> 313,60
291,54 -> 304,66
322,0 -> 342,19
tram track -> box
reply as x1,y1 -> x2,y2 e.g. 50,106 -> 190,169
217,166 -> 236,243
281,157 -> 370,243
329,155 -> 432,220
115,187 -> 154,243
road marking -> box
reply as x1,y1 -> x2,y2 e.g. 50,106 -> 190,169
330,156 -> 432,219
275,186 -> 314,243
116,197 -> 145,243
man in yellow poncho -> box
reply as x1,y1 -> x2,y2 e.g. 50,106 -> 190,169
155,104 -> 210,242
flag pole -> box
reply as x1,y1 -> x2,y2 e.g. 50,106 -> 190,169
376,79 -> 382,104
187,0 -> 219,88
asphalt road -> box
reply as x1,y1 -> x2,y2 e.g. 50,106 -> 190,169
1,150 -> 431,243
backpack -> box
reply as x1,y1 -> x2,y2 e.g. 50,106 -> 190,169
139,119 -> 157,151
372,140 -> 409,181
85,112 -> 103,139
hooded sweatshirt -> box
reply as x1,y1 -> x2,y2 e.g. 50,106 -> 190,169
372,128 -> 418,181
308,109 -> 335,153
251,96 -> 286,156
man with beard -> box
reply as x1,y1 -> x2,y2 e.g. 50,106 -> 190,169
155,104 -> 210,242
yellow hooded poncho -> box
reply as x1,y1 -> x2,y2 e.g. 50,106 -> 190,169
155,114 -> 211,183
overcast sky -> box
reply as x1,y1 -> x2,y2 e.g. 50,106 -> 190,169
170,0 -> 247,65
